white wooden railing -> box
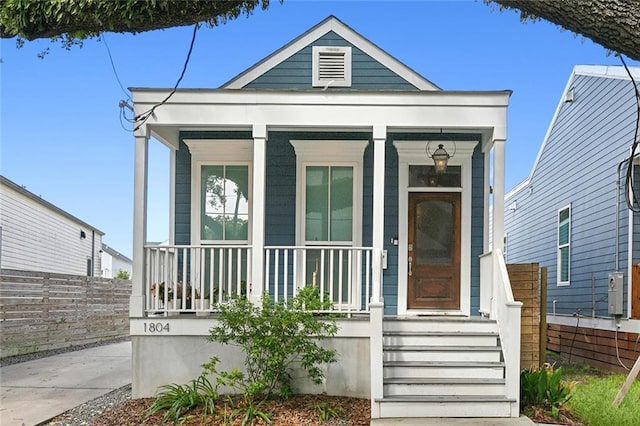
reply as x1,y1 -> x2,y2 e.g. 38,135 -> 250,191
145,245 -> 252,315
480,248 -> 522,416
263,246 -> 375,313
144,245 -> 378,315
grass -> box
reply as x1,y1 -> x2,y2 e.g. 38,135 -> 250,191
561,364 -> 640,426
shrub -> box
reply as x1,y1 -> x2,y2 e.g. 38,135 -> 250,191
207,294 -> 338,402
521,363 -> 575,418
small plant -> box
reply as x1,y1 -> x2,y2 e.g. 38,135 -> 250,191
114,269 -> 130,280
227,399 -> 272,425
146,371 -> 218,422
314,401 -> 345,421
521,363 -> 575,418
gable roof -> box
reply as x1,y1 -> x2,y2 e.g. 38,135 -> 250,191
222,15 -> 440,91
101,243 -> 132,263
506,65 -> 640,200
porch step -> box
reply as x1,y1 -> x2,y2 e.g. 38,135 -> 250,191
379,318 -> 512,418
383,317 -> 499,334
383,331 -> 499,347
383,377 -> 506,396
375,395 -> 517,418
383,361 -> 505,379
383,345 -> 502,362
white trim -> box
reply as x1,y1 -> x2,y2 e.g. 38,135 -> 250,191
547,314 -> 640,334
169,148 -> 176,245
184,139 -> 252,161
557,204 -> 571,287
394,140 -> 478,316
185,140 -> 254,246
223,16 -> 439,91
312,46 -> 352,87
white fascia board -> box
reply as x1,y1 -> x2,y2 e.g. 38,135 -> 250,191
505,178 -> 530,201
131,89 -> 510,108
221,16 -> 440,91
510,67 -> 579,195
574,65 -> 640,81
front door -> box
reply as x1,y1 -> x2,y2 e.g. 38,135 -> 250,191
407,192 -> 461,309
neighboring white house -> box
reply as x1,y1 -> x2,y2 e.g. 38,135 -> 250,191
0,175 -> 104,276
101,243 -> 133,278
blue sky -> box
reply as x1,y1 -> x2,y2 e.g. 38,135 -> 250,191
2,0 -> 638,258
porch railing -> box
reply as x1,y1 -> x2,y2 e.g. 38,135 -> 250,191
479,249 -> 522,415
145,245 -> 252,315
144,245 -> 377,315
263,246 -> 375,313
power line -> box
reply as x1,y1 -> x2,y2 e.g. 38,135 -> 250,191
134,24 -> 199,132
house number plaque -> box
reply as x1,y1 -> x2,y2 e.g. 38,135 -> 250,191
143,322 -> 170,333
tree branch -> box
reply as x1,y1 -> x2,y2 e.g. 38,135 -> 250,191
491,0 -> 640,61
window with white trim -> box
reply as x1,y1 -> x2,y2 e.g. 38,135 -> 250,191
291,140 -> 366,306
312,46 -> 352,88
557,205 -> 571,286
200,165 -> 249,242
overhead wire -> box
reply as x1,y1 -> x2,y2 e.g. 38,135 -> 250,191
620,55 -> 640,212
101,32 -> 130,98
134,24 -> 199,132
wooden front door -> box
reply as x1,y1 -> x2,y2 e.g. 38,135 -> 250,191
633,264 -> 640,319
407,192 -> 461,309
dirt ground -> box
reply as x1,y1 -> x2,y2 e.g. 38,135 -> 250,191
94,394 -> 370,426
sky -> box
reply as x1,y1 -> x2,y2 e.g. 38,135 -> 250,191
2,0 -> 639,259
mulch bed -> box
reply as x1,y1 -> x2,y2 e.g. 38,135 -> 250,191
94,394 -> 370,426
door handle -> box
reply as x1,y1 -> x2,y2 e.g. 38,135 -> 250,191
408,256 -> 413,277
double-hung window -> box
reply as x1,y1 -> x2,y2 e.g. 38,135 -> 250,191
557,205 -> 571,286
291,140 -> 367,306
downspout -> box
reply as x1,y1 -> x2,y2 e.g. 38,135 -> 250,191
616,159 -> 626,272
91,230 -> 95,276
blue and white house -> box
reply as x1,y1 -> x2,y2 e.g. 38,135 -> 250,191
504,65 -> 640,363
129,16 -> 521,418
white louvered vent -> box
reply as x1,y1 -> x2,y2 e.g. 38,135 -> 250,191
312,46 -> 352,87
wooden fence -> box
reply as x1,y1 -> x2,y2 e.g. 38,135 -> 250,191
507,263 -> 545,370
0,269 -> 131,358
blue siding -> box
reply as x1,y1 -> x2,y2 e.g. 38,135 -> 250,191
504,73 -> 639,317
471,145 -> 485,315
245,32 -> 420,91
382,140 -> 399,315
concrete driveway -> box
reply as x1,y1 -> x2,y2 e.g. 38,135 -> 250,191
0,341 -> 131,426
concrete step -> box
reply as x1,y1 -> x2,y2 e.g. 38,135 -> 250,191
383,345 -> 502,362
383,377 -> 506,396
383,361 -> 505,379
375,395 -> 517,418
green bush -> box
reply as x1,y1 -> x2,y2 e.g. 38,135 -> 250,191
207,294 -> 338,402
292,285 -> 333,311
520,363 -> 575,418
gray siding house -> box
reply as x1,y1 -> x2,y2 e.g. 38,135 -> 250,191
504,65 -> 640,369
129,16 -> 521,418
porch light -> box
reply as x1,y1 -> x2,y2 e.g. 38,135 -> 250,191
426,142 -> 455,173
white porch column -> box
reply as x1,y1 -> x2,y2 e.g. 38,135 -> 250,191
372,125 -> 386,302
130,134 -> 149,317
370,125 -> 386,418
492,139 -> 506,253
250,124 -> 267,303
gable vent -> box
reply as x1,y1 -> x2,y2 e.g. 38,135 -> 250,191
312,46 -> 352,87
